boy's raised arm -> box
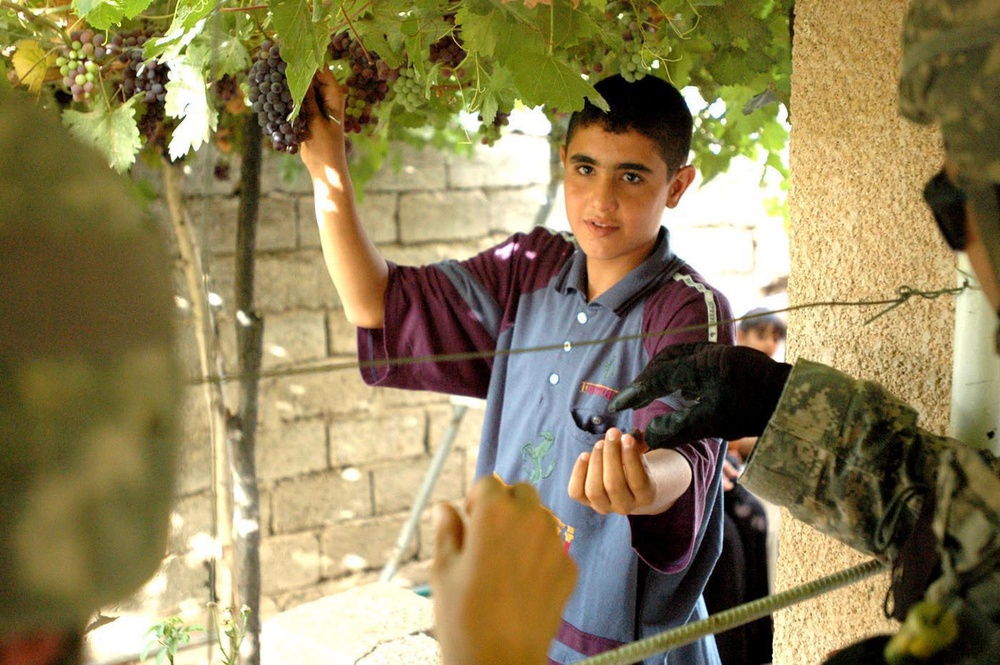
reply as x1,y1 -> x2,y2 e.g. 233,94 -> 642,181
299,68 -> 389,329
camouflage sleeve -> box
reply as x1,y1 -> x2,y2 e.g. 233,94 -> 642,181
740,359 -> 956,558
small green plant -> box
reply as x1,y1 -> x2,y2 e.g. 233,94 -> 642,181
211,603 -> 251,665
141,616 -> 205,665
141,604 -> 250,665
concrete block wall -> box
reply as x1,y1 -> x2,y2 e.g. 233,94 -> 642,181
119,123 -> 788,635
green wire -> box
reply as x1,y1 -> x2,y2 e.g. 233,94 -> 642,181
577,559 -> 888,665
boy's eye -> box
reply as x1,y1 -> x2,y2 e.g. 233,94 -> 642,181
622,172 -> 643,184
575,164 -> 594,175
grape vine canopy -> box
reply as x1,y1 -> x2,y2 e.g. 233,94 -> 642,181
1,0 -> 791,183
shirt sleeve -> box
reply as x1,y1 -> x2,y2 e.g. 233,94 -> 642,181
627,270 -> 735,573
741,359 -> 956,557
357,228 -> 575,398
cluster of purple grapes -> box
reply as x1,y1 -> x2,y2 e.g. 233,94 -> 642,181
248,40 -> 306,153
428,34 -> 467,79
477,110 -> 510,146
56,29 -> 106,102
328,31 -> 399,134
106,28 -> 171,143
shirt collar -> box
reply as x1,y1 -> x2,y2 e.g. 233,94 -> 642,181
555,227 -> 686,316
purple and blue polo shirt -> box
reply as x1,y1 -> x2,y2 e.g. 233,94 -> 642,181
358,225 -> 733,664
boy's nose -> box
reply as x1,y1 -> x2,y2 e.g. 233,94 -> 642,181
592,178 -> 618,212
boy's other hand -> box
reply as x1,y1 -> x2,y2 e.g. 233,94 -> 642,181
568,428 -> 661,515
299,67 -> 348,175
431,476 -> 577,665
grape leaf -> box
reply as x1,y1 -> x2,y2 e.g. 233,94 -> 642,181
187,36 -> 252,78
507,52 -> 603,113
63,98 -> 142,173
11,40 -> 52,94
165,60 -> 218,160
267,0 -> 332,118
73,0 -> 155,30
144,0 -> 218,61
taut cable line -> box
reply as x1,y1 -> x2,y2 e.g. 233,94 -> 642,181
187,281 -> 971,386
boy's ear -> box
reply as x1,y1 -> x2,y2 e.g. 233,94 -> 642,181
665,165 -> 696,209
559,144 -> 567,166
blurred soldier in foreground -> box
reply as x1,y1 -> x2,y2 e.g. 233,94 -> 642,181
430,1 -> 1000,664
611,1 -> 1000,663
0,90 -> 179,664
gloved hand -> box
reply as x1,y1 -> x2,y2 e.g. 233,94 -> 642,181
609,342 -> 792,449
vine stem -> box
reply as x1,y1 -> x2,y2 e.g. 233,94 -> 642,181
1,0 -> 67,39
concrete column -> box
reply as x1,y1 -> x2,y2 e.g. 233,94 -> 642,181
777,0 -> 954,661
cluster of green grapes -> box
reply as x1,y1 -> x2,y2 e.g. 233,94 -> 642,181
57,29 -> 106,102
391,67 -> 424,113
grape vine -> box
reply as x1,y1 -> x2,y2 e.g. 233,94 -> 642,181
1,0 -> 792,182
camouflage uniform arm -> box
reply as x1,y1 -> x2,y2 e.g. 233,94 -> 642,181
741,359 -> 954,558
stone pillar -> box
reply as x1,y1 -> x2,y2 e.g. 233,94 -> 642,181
776,0 -> 955,661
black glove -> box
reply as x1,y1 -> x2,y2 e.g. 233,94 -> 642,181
608,342 -> 792,449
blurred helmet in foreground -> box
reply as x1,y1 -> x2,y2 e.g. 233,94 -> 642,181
0,89 -> 180,636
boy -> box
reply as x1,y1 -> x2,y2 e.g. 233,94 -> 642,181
300,72 -> 733,664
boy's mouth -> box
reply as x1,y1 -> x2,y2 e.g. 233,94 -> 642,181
587,218 -> 617,232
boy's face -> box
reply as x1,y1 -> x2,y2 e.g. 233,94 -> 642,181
561,124 -> 694,283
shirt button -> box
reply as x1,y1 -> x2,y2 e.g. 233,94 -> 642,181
548,373 -> 560,385
577,312 -> 588,324
591,416 -> 603,425
563,341 -> 572,352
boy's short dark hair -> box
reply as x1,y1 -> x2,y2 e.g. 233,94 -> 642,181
566,74 -> 693,173
738,307 -> 788,339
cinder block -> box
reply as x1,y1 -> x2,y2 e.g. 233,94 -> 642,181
256,419 -> 329,482
259,310 -> 329,370
260,531 -> 322,594
260,368 -> 375,424
381,239 -> 489,266
298,192 -> 399,249
447,134 -> 552,189
398,190 -> 491,243
126,552 -> 213,617
176,388 -> 213,495
371,453 -> 465,516
320,513 -> 415,578
260,152 -> 314,195
368,144 -> 448,192
327,309 -> 359,356
486,186 -> 551,235
253,251 -> 342,312
271,469 -> 372,533
188,193 -> 298,255
168,491 -> 214,555
329,408 -> 426,467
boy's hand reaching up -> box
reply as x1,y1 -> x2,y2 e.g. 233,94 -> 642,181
569,428 -> 686,516
299,67 -> 349,176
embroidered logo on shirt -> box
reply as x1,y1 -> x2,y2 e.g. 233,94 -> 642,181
601,355 -> 618,382
580,381 -> 619,401
521,431 -> 555,483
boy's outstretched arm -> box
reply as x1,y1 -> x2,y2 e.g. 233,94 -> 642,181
299,68 -> 389,329
568,428 -> 692,516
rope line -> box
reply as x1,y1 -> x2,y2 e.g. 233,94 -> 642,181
576,559 -> 888,665
186,281 -> 971,386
